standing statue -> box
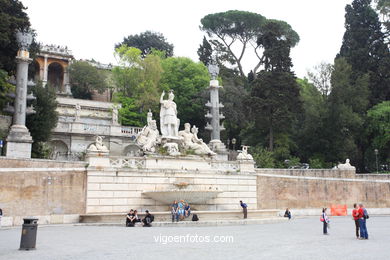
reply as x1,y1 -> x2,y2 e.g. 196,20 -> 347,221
179,123 -> 216,156
160,90 -> 179,137
74,103 -> 81,122
112,104 -> 119,125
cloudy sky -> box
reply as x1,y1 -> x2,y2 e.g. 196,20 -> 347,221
21,0 -> 352,78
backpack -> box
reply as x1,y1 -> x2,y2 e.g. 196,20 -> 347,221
363,209 -> 369,219
192,214 -> 199,221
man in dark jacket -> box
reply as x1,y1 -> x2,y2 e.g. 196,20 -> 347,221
142,210 -> 154,227
240,201 -> 248,219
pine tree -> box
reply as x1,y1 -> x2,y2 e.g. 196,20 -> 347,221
338,0 -> 390,105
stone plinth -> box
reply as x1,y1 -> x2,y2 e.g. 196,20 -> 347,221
6,125 -> 33,158
86,151 -> 110,167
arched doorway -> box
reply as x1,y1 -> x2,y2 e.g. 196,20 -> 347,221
48,62 -> 64,92
28,60 -> 40,82
49,140 -> 69,160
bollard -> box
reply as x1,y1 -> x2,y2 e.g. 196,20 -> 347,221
19,218 -> 38,250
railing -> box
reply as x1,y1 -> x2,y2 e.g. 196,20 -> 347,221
110,157 -> 145,168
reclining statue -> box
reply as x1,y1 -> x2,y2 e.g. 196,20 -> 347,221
87,136 -> 109,153
179,123 -> 216,156
136,119 -> 160,153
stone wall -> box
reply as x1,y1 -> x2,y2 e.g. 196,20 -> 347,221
86,168 -> 257,213
0,157 -> 87,225
256,169 -> 390,209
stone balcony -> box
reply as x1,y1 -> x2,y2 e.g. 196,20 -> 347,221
53,121 -> 142,138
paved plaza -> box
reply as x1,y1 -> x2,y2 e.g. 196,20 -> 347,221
0,216 -> 389,260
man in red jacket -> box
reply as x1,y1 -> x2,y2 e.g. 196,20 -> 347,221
357,203 -> 368,240
352,204 -> 360,239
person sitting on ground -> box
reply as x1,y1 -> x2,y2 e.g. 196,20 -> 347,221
126,209 -> 134,227
178,200 -> 185,220
132,210 -> 140,224
171,200 -> 179,222
184,202 -> 191,217
142,210 -> 154,227
284,208 -> 292,220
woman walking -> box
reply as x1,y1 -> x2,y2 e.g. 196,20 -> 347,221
322,208 -> 330,235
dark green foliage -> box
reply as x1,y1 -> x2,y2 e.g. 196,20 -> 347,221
250,71 -> 302,151
0,0 -> 39,73
26,82 -> 58,158
0,69 -> 14,112
294,78 -> 327,162
113,93 -> 145,127
325,58 -> 370,169
338,0 -> 390,105
69,60 -> 108,100
116,31 -> 174,58
197,36 -> 213,66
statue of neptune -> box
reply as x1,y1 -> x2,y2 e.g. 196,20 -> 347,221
160,90 -> 179,137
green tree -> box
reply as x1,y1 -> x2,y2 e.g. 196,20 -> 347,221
159,57 -> 210,131
197,36 -> 213,66
0,0 -> 31,72
250,71 -> 301,151
338,0 -> 390,105
366,101 -> 390,168
200,11 -> 299,78
26,82 -> 58,158
68,60 -> 108,99
307,62 -> 333,97
112,46 -> 163,125
114,93 -> 145,127
294,78 -> 328,162
325,58 -> 370,170
374,0 -> 390,43
116,31 -> 174,58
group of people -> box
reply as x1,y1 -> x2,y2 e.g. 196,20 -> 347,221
126,209 -> 154,227
321,204 -> 369,239
171,200 -> 191,222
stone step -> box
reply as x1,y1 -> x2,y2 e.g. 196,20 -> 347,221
80,209 -> 280,223
76,217 -> 288,227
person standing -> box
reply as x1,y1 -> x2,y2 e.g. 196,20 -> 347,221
0,208 -> 2,228
322,208 -> 330,235
358,203 -> 369,240
171,200 -> 179,222
240,200 -> 248,219
352,204 -> 360,239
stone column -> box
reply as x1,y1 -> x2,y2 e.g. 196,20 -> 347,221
6,31 -> 34,158
42,54 -> 48,86
63,64 -> 72,95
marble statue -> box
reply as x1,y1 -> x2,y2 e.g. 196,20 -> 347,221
336,159 -> 356,170
237,145 -> 253,160
112,104 -> 119,125
75,103 -> 81,121
179,123 -> 216,156
160,90 -> 179,137
136,116 -> 160,153
163,142 -> 181,156
87,136 -> 109,153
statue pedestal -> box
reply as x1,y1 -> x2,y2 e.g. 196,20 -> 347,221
86,151 -> 110,167
6,125 -> 33,158
209,139 -> 228,161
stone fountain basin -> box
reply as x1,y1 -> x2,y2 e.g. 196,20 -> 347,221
142,190 -> 222,204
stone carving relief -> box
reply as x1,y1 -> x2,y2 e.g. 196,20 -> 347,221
136,112 -> 160,153
160,90 -> 179,137
87,136 -> 109,153
179,123 -> 216,156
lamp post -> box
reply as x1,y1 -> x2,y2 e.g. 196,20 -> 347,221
232,138 -> 236,151
374,149 -> 379,173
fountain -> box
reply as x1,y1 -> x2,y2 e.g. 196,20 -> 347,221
142,182 -> 222,205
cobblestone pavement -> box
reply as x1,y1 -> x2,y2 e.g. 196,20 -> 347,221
0,216 -> 389,260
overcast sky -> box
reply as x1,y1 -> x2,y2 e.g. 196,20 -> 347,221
21,0 -> 352,78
